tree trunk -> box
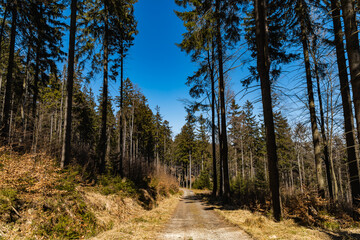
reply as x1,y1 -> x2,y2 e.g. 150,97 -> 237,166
22,46 -> 31,144
0,2 -> 9,61
98,7 -> 109,174
119,44 -> 124,176
341,0 -> 360,150
297,153 -> 304,193
217,100 -> 223,196
207,46 -> 217,197
298,0 -> 325,197
311,39 -> 334,199
241,136 -> 245,179
1,5 -> 17,142
337,0 -> 360,206
189,151 -> 192,189
61,0 -> 77,168
215,0 -> 230,200
254,0 -> 281,221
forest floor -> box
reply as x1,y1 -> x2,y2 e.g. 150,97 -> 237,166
192,190 -> 360,240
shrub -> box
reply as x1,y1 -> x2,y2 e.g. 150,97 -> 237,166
97,175 -> 137,196
0,188 -> 19,222
192,170 -> 211,190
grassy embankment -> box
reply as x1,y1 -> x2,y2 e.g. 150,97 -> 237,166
192,189 -> 360,240
0,147 -> 180,239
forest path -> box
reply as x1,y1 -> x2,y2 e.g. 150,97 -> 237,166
158,189 -> 252,240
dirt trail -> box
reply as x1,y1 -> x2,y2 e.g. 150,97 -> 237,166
158,189 -> 252,240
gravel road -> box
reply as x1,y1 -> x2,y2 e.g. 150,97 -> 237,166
158,189 -> 252,240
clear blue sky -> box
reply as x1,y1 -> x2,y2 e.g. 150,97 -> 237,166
84,0 -> 301,136
118,0 -> 197,136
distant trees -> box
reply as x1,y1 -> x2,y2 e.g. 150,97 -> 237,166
175,0 -> 241,201
176,0 -> 360,220
0,0 -> 179,186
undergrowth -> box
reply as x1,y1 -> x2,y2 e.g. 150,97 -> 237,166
219,177 -> 360,234
0,148 -> 179,239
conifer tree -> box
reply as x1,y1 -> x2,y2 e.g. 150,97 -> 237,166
254,0 -> 281,221
294,0 -> 330,198
61,0 -> 78,168
328,0 -> 360,206
1,1 -> 17,142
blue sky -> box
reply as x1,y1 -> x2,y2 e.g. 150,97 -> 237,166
113,0 -> 197,136
83,0 -> 306,136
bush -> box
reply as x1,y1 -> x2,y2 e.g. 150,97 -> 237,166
148,172 -> 179,198
97,175 -> 137,196
0,188 -> 19,222
36,195 -> 98,239
192,170 -> 211,190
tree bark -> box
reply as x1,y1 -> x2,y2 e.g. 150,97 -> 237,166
217,100 -> 223,196
119,44 -> 124,176
339,0 -> 360,205
207,46 -> 217,197
298,0 -> 325,197
311,39 -> 334,199
61,0 -> 77,168
1,5 -> 17,143
98,7 -> 109,174
254,0 -> 281,221
215,0 -> 230,200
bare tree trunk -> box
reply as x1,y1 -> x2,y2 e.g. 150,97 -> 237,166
98,7 -> 109,174
215,0 -> 230,200
208,47 -> 217,197
118,44 -> 124,177
297,153 -> 304,193
311,39 -> 334,199
61,0 -> 77,168
0,2 -> 9,64
9,93 -> 14,144
341,0 -> 360,152
255,0 -> 281,221
1,5 -> 17,142
22,46 -> 31,144
331,0 -> 360,206
60,0 -> 77,168
217,101 -> 223,196
189,151 -> 192,189
129,104 -> 134,178
298,0 -> 325,197
250,150 -> 254,179
59,73 -> 65,145
328,78 -> 339,200
242,136 -> 245,179
0,3 -> 9,123
123,117 -> 127,175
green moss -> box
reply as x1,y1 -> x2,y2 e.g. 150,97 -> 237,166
35,196 -> 98,239
0,188 -> 18,218
323,221 -> 340,231
97,175 -> 138,196
55,169 -> 79,193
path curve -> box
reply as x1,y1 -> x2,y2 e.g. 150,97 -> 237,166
159,189 -> 252,240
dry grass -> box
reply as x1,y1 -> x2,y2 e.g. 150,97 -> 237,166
216,208 -> 332,240
89,193 -> 181,240
215,207 -> 360,240
0,148 -> 181,239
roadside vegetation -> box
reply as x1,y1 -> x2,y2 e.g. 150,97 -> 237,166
191,190 -> 360,240
0,148 -> 179,239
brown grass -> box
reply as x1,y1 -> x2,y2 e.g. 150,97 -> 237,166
0,148 -> 181,239
89,193 -> 181,239
216,208 -> 333,240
